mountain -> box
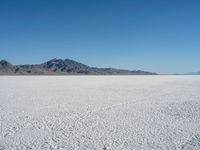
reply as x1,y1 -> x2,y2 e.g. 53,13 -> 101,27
185,71 -> 200,75
0,60 -> 15,74
0,59 -> 157,75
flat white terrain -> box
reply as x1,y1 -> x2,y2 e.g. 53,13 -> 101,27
0,76 -> 200,150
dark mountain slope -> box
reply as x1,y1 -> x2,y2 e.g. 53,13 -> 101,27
0,60 -> 15,74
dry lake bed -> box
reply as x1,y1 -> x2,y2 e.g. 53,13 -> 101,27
0,76 -> 200,150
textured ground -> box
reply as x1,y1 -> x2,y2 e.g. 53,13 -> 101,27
0,76 -> 200,150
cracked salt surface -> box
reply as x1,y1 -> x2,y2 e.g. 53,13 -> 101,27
0,76 -> 200,149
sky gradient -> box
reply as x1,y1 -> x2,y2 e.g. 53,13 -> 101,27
0,0 -> 200,74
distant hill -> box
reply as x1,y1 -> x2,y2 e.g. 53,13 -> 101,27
0,59 -> 157,75
185,71 -> 200,75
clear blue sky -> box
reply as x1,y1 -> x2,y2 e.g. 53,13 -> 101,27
0,0 -> 200,74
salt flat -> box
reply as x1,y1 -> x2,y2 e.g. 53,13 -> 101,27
0,76 -> 200,150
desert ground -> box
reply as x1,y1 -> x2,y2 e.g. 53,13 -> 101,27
0,76 -> 200,150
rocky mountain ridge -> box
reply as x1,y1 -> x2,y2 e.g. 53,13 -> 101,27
0,59 -> 157,75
